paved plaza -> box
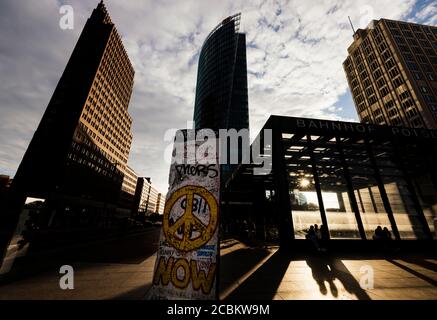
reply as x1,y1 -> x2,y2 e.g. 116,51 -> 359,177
220,240 -> 437,300
0,234 -> 435,300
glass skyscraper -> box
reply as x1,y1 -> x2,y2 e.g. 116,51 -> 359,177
193,13 -> 249,132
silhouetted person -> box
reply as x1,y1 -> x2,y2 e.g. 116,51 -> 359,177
373,226 -> 383,240
383,227 -> 392,240
306,225 -> 319,250
306,225 -> 315,238
320,225 -> 329,241
314,224 -> 321,240
319,224 -> 329,252
380,226 -> 397,253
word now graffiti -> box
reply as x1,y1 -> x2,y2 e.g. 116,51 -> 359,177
153,257 -> 216,295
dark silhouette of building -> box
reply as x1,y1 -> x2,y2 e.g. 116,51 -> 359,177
0,175 -> 12,207
344,19 -> 437,129
131,177 -> 163,219
193,13 -> 249,131
1,1 -> 135,257
0,175 -> 11,193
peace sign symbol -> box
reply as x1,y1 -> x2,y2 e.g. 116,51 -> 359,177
163,185 -> 218,252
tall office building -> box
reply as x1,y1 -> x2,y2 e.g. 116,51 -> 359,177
156,193 -> 166,215
193,14 -> 249,185
9,1 -> 134,219
132,178 -> 161,216
119,165 -> 138,210
193,13 -> 249,131
344,19 -> 437,129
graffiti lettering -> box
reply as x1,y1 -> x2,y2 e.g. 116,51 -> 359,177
153,256 -> 173,286
171,259 -> 190,289
181,196 -> 208,214
190,260 -> 216,294
175,164 -> 218,179
153,256 -> 216,294
150,135 -> 220,300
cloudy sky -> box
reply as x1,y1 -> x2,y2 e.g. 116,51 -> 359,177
0,0 -> 435,193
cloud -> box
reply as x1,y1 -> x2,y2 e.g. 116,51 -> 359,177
0,0 -> 426,193
409,1 -> 437,25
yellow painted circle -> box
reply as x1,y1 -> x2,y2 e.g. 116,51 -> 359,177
163,185 -> 218,252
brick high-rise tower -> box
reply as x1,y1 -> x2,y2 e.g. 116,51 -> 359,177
344,19 -> 437,129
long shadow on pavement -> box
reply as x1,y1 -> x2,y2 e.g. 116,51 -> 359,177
400,257 -> 437,273
306,255 -> 371,300
224,251 -> 372,300
224,250 -> 290,300
386,259 -> 437,287
220,247 -> 273,298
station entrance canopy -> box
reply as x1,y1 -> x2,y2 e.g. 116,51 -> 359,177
223,116 -> 437,244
